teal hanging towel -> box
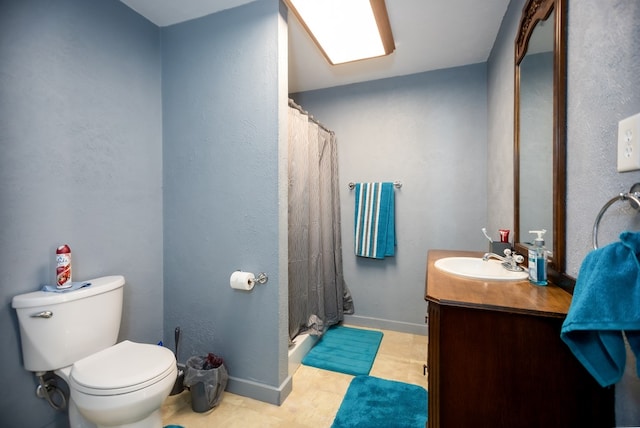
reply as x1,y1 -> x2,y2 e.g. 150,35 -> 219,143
354,182 -> 396,259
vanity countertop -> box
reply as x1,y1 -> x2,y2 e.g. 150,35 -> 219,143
425,249 -> 573,318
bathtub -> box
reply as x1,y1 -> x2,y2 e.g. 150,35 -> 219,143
287,333 -> 319,376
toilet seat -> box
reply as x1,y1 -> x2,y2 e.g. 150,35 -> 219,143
70,340 -> 175,396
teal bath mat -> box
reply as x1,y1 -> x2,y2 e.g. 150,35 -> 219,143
302,325 -> 383,376
331,376 -> 428,428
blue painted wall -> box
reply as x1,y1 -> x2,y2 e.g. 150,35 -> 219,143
0,0 -> 162,426
487,0 -> 526,236
565,1 -> 640,423
161,0 -> 289,403
0,0 -> 287,426
292,63 -> 488,334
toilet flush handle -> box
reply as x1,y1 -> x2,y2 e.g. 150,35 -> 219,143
31,311 -> 53,318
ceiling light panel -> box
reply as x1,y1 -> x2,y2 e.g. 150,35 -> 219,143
286,0 -> 395,65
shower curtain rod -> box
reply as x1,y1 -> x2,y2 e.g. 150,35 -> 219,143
288,99 -> 334,135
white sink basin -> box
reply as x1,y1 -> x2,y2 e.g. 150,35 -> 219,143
434,257 -> 528,281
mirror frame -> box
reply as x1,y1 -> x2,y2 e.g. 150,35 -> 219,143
514,0 -> 574,291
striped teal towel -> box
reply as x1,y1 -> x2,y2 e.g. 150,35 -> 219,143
354,182 -> 396,259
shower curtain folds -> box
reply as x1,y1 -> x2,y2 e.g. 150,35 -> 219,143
288,101 -> 353,341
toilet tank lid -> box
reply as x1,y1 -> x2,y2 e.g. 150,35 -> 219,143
11,275 -> 125,309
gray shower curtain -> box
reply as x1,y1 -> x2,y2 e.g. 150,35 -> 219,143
288,102 -> 352,340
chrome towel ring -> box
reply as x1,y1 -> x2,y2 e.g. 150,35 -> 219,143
592,183 -> 640,249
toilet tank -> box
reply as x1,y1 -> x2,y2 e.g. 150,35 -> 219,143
12,275 -> 125,372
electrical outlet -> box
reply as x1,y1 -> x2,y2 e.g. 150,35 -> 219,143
617,113 -> 640,172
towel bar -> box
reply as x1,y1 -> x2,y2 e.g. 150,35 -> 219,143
348,181 -> 402,190
592,183 -> 640,249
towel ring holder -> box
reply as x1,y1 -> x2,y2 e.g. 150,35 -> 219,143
592,183 -> 640,249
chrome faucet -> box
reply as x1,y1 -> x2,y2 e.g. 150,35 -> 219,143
482,249 -> 525,272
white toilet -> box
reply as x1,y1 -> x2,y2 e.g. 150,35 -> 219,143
12,275 -> 177,428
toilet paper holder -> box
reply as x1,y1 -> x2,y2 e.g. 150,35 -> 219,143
253,272 -> 268,285
235,270 -> 268,285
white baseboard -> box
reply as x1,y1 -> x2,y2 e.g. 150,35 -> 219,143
344,314 -> 427,336
226,374 -> 292,406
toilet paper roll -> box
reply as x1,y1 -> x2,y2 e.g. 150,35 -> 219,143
230,271 -> 255,291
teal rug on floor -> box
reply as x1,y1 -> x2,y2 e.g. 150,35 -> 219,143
302,325 -> 383,376
331,376 -> 428,428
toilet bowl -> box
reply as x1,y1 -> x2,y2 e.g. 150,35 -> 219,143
11,276 -> 177,428
58,341 -> 177,428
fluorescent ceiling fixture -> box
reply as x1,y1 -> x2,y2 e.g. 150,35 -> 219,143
285,0 -> 395,65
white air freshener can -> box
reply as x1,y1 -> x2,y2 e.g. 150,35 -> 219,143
56,244 -> 72,289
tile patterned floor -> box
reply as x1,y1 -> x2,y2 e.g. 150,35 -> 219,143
161,326 -> 428,428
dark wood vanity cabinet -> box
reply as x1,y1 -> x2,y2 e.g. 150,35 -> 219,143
425,250 -> 614,428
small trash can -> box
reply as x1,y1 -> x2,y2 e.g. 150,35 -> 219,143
183,354 -> 228,413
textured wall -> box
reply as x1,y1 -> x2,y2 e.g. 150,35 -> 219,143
162,0 -> 289,402
566,1 -> 640,423
566,1 -> 640,273
487,0 -> 526,241
292,63 -> 488,333
0,0 -> 162,426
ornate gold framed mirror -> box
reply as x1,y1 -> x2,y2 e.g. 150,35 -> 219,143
514,0 -> 574,290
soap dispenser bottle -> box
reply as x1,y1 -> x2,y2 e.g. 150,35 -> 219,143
528,230 -> 547,286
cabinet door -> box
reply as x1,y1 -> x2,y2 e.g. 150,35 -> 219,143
427,303 -> 614,427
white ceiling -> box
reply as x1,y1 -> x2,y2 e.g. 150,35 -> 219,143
120,0 -> 511,93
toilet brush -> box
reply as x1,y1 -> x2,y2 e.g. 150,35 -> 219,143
170,326 -> 185,395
